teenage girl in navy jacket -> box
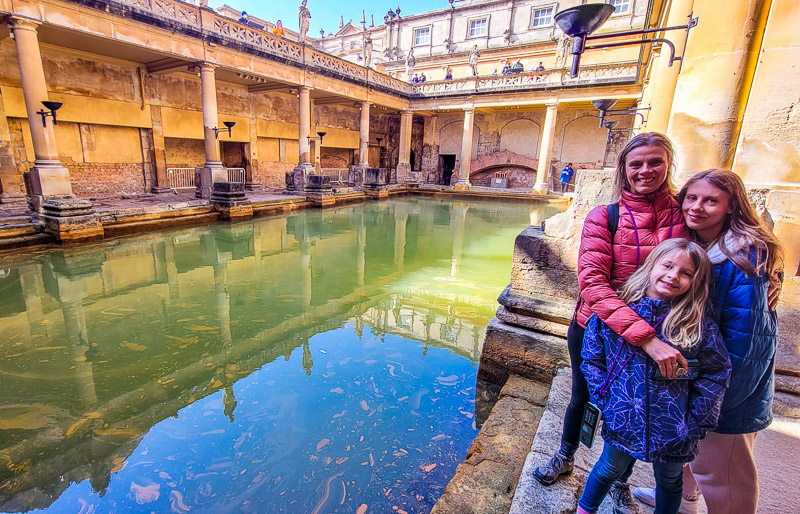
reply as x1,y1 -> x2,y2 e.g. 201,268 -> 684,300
634,169 -> 784,514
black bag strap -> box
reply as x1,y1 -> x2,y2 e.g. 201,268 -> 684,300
607,203 -> 619,242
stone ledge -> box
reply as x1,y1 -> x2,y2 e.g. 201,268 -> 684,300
431,375 -> 550,514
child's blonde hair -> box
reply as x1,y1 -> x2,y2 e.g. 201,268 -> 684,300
619,239 -> 711,348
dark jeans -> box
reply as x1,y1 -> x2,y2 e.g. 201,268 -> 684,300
579,443 -> 684,514
561,320 -> 635,480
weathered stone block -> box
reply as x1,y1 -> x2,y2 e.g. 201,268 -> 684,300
194,165 -> 227,199
478,318 -> 569,387
363,168 -> 388,186
304,174 -> 332,191
40,199 -> 103,243
211,182 -> 252,220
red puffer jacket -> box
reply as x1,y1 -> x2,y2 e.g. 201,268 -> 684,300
575,185 -> 688,345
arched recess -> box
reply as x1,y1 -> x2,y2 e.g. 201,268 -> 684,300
558,116 -> 608,163
499,119 -> 540,157
439,121 -> 480,160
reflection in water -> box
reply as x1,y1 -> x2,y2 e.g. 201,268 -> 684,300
0,197 -> 562,512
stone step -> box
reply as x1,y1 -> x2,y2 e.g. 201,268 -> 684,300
0,214 -> 34,226
0,223 -> 38,239
0,232 -> 55,252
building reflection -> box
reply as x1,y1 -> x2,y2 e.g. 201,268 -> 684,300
0,198 -> 562,510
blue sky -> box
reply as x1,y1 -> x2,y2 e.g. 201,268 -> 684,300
209,0 -> 443,36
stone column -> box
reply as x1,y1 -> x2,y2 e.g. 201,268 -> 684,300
534,102 -> 558,194
194,62 -> 226,198
397,110 -> 413,183
0,88 -> 24,203
455,108 -> 475,190
290,86 -> 314,191
643,0 -> 695,133
9,16 -> 73,209
148,105 -> 170,193
246,116 -> 263,190
358,101 -> 370,167
422,115 -> 439,183
668,0 -> 767,175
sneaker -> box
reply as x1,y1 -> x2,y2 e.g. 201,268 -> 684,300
632,487 -> 700,514
610,481 -> 641,514
533,452 -> 574,486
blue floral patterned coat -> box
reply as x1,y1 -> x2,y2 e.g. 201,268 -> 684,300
581,297 -> 732,463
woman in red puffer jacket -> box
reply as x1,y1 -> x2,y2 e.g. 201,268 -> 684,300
534,133 -> 689,506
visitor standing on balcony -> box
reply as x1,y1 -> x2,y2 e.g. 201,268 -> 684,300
560,163 -> 574,193
420,72 -> 427,82
445,68 -> 453,80
273,20 -> 286,36
533,133 -> 690,514
634,169 -> 784,514
535,61 -> 545,72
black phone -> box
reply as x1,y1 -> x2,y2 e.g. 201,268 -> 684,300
650,359 -> 699,380
579,402 -> 602,448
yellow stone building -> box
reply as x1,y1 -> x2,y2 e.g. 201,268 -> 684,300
0,0 -> 797,264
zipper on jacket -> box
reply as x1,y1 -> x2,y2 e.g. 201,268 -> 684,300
645,359 -> 651,461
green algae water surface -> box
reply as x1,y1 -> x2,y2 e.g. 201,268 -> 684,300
0,197 -> 562,513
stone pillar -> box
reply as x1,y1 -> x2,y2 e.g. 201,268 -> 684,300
667,0 -> 768,175
533,102 -> 558,194
0,88 -> 24,203
422,115 -> 439,183
246,116 -> 262,190
643,0 -> 695,133
290,86 -> 314,191
455,108 -> 475,190
358,101 -> 370,167
194,62 -> 226,198
9,17 -> 74,209
148,105 -> 170,193
397,110 -> 413,183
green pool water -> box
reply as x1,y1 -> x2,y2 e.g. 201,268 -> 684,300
0,197 -> 562,513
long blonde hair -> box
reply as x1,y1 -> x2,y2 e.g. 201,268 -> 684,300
677,169 -> 783,280
619,239 -> 711,348
611,132 -> 677,202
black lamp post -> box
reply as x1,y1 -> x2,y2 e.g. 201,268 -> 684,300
554,3 -> 698,78
593,99 -> 650,128
37,101 -> 63,127
213,121 -> 236,139
307,131 -> 326,145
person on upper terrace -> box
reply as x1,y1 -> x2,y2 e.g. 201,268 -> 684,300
420,72 -> 427,82
491,69 -> 498,76
273,20 -> 285,36
512,59 -> 524,72
445,68 -> 453,80
535,61 -> 545,72
411,73 -> 420,83
502,63 -> 511,75
239,11 -> 249,24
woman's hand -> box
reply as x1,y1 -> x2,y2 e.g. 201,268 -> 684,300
767,272 -> 783,311
641,336 -> 688,379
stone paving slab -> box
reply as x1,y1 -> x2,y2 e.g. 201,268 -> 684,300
510,368 -> 800,514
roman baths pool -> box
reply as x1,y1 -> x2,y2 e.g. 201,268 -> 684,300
0,197 -> 562,513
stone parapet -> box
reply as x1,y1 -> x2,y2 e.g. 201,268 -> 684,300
211,182 -> 252,220
40,198 -> 103,243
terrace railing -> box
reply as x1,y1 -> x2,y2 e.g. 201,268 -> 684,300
95,0 -> 636,99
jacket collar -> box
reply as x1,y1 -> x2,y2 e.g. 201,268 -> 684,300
620,183 -> 674,208
632,296 -> 671,319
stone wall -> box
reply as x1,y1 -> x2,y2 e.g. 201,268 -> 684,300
67,163 -> 146,198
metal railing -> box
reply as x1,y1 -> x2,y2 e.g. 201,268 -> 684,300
167,168 -> 195,190
319,168 -> 349,185
227,168 -> 246,183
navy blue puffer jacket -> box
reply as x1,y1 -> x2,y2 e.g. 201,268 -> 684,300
710,247 -> 778,434
582,298 -> 732,463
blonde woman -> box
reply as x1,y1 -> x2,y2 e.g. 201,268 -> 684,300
535,134 -> 690,514
578,239 -> 732,514
635,169 -> 784,514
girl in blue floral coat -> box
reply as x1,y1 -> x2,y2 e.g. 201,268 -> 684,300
577,239 -> 732,514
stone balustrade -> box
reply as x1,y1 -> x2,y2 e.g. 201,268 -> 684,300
81,0 -> 638,99
409,63 -> 639,98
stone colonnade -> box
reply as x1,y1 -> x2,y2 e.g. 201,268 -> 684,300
4,14 -> 573,215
